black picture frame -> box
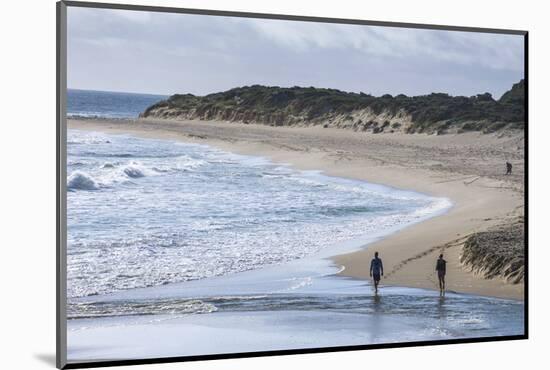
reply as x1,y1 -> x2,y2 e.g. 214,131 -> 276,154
56,1 -> 528,368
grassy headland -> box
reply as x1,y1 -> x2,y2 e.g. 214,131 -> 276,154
141,80 -> 524,135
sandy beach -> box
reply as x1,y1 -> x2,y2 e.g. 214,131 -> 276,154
68,117 -> 525,300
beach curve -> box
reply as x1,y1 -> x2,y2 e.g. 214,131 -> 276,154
67,117 -> 524,300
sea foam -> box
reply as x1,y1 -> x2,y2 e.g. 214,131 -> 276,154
67,129 -> 451,299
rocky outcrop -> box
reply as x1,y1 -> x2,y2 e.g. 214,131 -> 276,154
140,81 -> 525,134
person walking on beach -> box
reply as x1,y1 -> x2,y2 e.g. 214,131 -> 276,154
370,252 -> 384,293
506,161 -> 512,175
436,254 -> 447,296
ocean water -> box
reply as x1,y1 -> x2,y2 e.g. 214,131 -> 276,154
67,89 -> 167,119
67,129 -> 450,301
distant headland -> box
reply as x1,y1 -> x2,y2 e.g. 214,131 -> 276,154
141,80 -> 524,135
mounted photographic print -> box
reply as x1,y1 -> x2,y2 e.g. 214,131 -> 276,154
56,1 -> 527,368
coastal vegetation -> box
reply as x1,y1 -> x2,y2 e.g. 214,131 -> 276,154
461,218 -> 524,284
141,80 -> 525,134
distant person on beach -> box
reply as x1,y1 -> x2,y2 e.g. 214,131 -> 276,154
436,254 -> 447,295
370,252 -> 384,293
506,161 -> 512,175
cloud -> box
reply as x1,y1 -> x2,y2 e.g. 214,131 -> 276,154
246,18 -> 524,71
66,7 -> 524,97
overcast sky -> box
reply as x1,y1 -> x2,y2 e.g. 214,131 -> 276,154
67,7 -> 524,98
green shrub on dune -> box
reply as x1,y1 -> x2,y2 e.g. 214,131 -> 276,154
141,80 -> 525,134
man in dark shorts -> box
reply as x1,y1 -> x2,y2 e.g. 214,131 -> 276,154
436,254 -> 447,296
506,161 -> 512,175
370,251 -> 384,293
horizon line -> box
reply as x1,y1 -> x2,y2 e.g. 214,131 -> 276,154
68,79 -> 523,101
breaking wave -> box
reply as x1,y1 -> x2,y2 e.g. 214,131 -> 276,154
67,171 -> 99,191
123,165 -> 146,178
